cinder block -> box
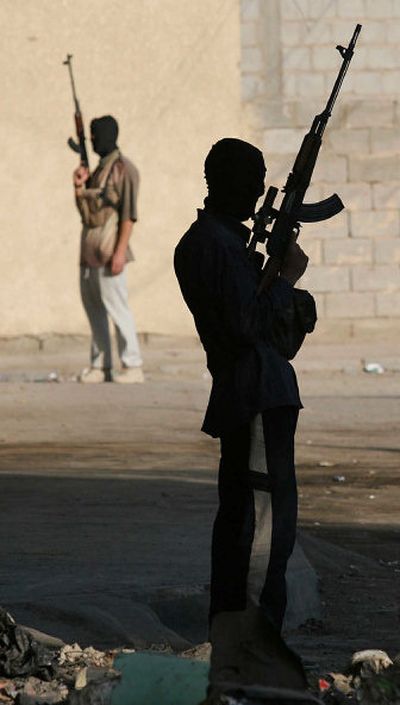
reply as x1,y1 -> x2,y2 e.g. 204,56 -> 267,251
241,47 -> 263,72
381,71 -> 400,96
352,318 -> 400,338
336,0 -> 364,17
311,46 -> 341,71
297,73 -> 325,97
262,128 -> 304,154
283,74 -> 298,98
324,238 -> 372,264
372,183 -> 400,209
306,210 -> 349,240
241,75 -> 264,102
303,22 -> 331,45
387,21 -> 400,43
326,128 -> 369,155
326,70 -> 353,96
306,0 -> 336,18
396,102 -> 400,125
241,0 -> 261,22
345,100 -> 395,128
376,292 -> 400,316
350,210 -> 399,239
351,265 -> 400,292
283,47 -> 311,71
351,46 -> 369,71
301,238 -> 322,264
326,292 -> 375,318
312,154 -> 347,182
321,183 -> 372,211
349,154 -> 400,182
312,293 -> 325,317
347,20 -> 386,43
280,0 -> 304,19
366,47 -> 399,70
263,153 -> 297,184
301,265 -> 350,293
348,71 -> 386,96
304,182 -> 325,203
241,22 -> 258,46
281,21 -> 304,46
292,100 -> 345,129
365,0 -> 393,18
370,128 -> 400,154
374,239 -> 400,264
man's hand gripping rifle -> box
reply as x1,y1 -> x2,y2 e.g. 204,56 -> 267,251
248,24 -> 362,294
63,54 -> 90,169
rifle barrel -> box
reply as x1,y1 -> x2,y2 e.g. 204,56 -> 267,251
315,24 -> 362,138
63,54 -> 80,112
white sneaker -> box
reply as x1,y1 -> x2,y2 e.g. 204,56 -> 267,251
78,367 -> 105,384
114,367 -> 145,384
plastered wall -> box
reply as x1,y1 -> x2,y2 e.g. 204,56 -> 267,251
0,0 -> 242,337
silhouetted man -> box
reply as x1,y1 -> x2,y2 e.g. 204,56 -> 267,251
174,138 -> 316,687
73,115 -> 143,383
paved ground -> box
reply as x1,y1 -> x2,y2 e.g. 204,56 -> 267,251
0,334 -> 399,670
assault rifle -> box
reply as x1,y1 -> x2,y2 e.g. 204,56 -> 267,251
248,24 -> 362,293
63,54 -> 90,169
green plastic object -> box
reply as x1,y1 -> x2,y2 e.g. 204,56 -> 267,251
111,652 -> 209,705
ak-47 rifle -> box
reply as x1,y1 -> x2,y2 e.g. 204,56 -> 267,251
63,54 -> 90,169
248,24 -> 362,293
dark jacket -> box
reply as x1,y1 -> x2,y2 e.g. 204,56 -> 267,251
174,209 -> 316,438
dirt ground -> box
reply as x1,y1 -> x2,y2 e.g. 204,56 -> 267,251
0,334 -> 398,673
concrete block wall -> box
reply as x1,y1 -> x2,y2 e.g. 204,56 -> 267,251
241,0 -> 400,336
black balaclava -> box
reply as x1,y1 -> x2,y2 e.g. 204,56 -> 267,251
204,137 -> 266,221
90,115 -> 119,158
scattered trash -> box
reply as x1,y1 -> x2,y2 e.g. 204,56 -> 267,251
363,362 -> 385,375
0,608 -> 53,679
368,495 -> 375,500
319,462 -> 335,467
0,606 -> 399,705
351,649 -> 393,675
379,559 -> 399,567
318,678 -> 330,692
332,475 -> 346,483
34,371 -> 62,383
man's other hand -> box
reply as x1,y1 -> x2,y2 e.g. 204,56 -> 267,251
110,250 -> 125,276
280,236 -> 309,286
73,166 -> 90,188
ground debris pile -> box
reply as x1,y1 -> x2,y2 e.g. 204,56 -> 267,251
317,649 -> 400,704
0,609 -> 121,704
0,608 -> 53,680
203,649 -> 400,705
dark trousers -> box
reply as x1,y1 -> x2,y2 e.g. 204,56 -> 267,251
210,406 -> 299,631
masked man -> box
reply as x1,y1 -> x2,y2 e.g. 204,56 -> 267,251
174,138 -> 316,689
73,115 -> 143,383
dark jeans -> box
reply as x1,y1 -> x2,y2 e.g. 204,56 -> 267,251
210,406 -> 299,631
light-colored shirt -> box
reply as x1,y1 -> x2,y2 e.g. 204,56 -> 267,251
75,149 -> 139,266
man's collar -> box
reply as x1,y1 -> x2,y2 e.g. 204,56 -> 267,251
98,148 -> 120,169
198,208 -> 251,244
